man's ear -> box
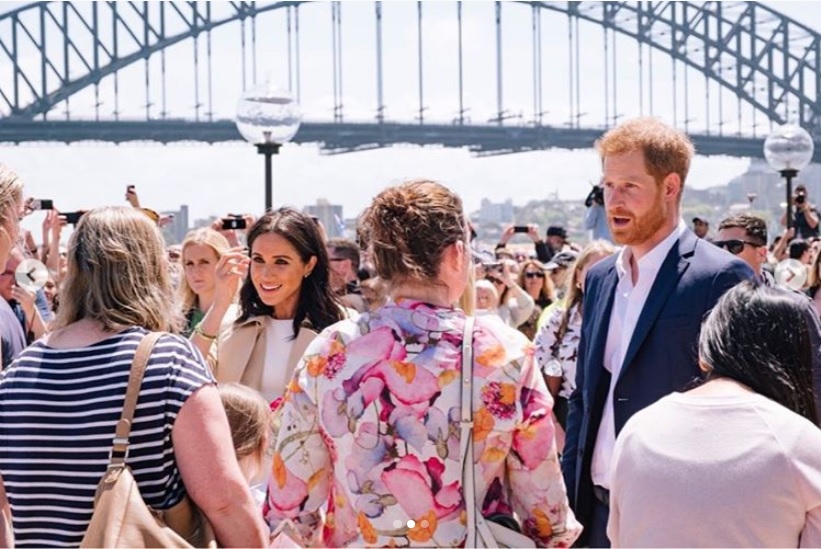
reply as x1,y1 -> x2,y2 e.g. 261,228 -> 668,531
663,172 -> 682,202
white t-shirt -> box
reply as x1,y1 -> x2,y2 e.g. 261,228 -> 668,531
609,388 -> 821,548
259,318 -> 296,402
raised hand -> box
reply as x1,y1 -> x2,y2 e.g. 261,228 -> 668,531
213,247 -> 251,306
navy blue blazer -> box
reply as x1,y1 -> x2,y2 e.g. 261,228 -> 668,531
560,228 -> 754,541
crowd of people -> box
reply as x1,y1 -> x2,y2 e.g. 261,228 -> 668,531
0,115 -> 820,548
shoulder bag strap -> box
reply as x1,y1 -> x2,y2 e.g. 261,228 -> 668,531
460,315 -> 476,548
109,332 -> 164,468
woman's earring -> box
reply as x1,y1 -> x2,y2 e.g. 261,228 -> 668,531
304,272 -> 311,279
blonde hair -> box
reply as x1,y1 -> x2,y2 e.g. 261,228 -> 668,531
54,207 -> 183,332
596,117 -> 695,196
0,164 -> 24,243
517,259 -> 556,304
458,266 -> 476,315
558,240 -> 616,339
219,383 -> 273,460
474,279 -> 499,310
178,228 -> 231,313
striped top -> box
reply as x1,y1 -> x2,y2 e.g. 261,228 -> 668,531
0,327 -> 215,548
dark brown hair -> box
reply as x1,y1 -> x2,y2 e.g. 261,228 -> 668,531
359,180 -> 466,284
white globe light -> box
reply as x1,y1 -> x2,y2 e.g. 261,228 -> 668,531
763,124 -> 814,172
235,82 -> 302,145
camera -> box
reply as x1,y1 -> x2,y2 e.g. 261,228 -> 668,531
796,194 -> 807,205
585,185 -> 605,207
29,199 -> 54,211
221,216 -> 247,231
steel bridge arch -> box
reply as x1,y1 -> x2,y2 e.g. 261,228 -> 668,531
526,1 -> 821,135
0,0 -> 307,119
2,1 -> 820,138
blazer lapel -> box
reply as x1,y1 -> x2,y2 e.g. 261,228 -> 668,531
617,230 -> 697,382
586,263 -> 619,398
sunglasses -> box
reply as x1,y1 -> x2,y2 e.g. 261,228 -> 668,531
486,276 -> 504,285
712,239 -> 763,255
524,271 -> 545,279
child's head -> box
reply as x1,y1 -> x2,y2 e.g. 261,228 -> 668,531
219,383 -> 274,483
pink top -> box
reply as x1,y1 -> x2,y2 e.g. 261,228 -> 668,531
610,388 -> 821,547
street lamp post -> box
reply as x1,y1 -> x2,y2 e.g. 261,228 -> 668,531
763,124 -> 815,231
235,83 -> 301,213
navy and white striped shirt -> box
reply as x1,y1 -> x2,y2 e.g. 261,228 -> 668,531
0,327 -> 215,547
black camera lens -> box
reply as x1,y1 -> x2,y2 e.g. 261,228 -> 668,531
796,195 -> 807,204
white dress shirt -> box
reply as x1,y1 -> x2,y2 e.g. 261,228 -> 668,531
590,219 -> 687,489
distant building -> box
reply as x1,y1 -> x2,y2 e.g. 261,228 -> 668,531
161,204 -> 190,244
305,199 -> 344,238
476,198 -> 514,224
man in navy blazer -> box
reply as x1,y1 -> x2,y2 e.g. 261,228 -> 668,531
561,118 -> 754,547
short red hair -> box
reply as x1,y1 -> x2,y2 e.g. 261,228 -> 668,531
596,117 -> 695,189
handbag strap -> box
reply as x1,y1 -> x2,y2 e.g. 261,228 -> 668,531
460,316 -> 477,548
109,332 -> 164,468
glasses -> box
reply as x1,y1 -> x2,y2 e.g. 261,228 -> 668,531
486,276 -> 504,285
712,239 -> 763,255
524,271 -> 545,279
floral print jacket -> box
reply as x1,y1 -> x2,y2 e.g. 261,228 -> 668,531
265,299 -> 581,547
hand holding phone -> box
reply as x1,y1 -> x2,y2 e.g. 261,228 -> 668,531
61,211 -> 86,226
28,199 -> 54,211
125,185 -> 140,207
221,216 -> 247,231
513,226 -> 529,234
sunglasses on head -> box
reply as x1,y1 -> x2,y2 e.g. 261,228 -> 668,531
712,239 -> 763,255
524,271 -> 545,279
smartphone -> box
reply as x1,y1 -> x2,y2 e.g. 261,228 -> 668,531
222,217 -> 247,230
126,185 -> 136,193
513,226 -> 529,233
29,199 -> 54,210
62,211 -> 85,225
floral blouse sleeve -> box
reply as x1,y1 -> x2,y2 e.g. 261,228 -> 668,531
504,349 -> 582,546
264,327 -> 337,545
534,307 -> 566,377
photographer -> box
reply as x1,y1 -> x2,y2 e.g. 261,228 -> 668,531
780,184 -> 820,240
584,184 -> 612,242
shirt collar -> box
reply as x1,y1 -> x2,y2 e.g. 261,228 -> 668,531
615,219 -> 687,282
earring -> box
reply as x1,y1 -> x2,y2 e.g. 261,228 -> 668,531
304,272 -> 311,279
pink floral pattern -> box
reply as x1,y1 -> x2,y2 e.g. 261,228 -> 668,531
265,299 -> 582,547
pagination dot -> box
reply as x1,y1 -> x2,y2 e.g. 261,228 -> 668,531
407,519 -> 416,528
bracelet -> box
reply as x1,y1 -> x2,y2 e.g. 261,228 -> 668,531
193,324 -> 218,341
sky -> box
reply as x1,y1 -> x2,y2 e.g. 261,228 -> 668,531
1,0 -> 819,234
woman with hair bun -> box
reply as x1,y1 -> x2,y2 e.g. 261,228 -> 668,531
266,180 -> 581,548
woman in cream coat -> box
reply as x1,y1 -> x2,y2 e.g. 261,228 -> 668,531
191,208 -> 344,402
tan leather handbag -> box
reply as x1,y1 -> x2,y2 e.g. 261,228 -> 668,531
81,332 -> 217,548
